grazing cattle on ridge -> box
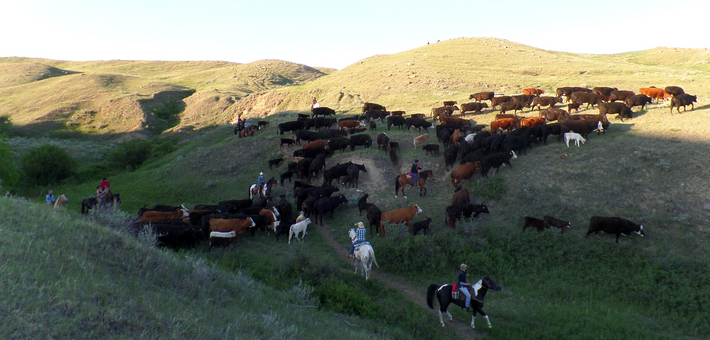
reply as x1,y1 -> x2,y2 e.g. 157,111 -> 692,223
364,110 -> 391,123
380,204 -> 422,236
278,120 -> 306,135
470,91 -> 495,102
406,118 -> 435,132
313,117 -> 337,131
445,203 -> 489,228
670,94 -> 698,113
586,216 -> 645,243
499,100 -> 525,114
387,115 -> 406,131
312,194 -> 349,226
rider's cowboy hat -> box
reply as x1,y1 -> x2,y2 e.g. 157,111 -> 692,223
355,221 -> 365,228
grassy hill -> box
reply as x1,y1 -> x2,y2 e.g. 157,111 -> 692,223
4,38 -> 710,339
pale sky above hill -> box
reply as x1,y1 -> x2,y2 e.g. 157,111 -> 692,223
1,0 -> 708,70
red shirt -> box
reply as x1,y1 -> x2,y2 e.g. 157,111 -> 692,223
100,180 -> 110,189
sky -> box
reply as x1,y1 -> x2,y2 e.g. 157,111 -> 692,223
1,0 -> 708,70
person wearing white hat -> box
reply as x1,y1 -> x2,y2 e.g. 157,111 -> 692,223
458,263 -> 473,312
348,221 -> 367,258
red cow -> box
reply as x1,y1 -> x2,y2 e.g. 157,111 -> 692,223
490,118 -> 515,134
450,162 -> 480,189
523,88 -> 545,96
380,204 -> 422,236
303,140 -> 328,149
339,120 -> 365,130
520,117 -> 547,128
639,88 -> 672,103
469,91 -> 495,102
136,209 -> 188,224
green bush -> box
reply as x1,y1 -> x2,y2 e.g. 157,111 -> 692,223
469,174 -> 507,201
20,144 -> 75,187
0,141 -> 19,187
314,278 -> 382,318
0,115 -> 11,136
107,139 -> 152,170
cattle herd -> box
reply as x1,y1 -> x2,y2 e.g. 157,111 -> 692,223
129,85 -> 696,251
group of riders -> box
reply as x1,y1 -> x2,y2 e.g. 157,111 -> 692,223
45,177 -> 112,206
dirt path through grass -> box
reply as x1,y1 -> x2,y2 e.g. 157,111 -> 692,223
314,221 -> 481,340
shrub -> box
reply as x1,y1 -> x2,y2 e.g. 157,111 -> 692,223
0,115 -> 12,136
0,142 -> 19,188
469,174 -> 507,201
20,144 -> 75,187
107,139 -> 152,170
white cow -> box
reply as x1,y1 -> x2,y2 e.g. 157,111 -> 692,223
564,132 -> 586,147
289,218 -> 311,244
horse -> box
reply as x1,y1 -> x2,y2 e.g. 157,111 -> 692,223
249,177 -> 278,199
81,192 -> 121,214
394,170 -> 434,198
427,277 -> 501,329
53,194 -> 69,209
348,228 -> 379,280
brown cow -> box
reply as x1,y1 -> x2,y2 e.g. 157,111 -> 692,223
499,100 -> 525,114
495,113 -> 521,128
523,88 -> 545,96
135,209 -> 189,224
413,134 -> 429,149
431,106 -> 455,119
390,110 -> 406,116
209,218 -> 256,242
571,92 -> 599,109
259,209 -> 280,233
592,87 -> 618,96
639,88 -> 672,103
520,117 -> 547,128
540,108 -> 569,122
443,101 -> 458,107
452,186 -> 470,206
339,120 -> 365,130
303,140 -> 328,149
410,113 -> 426,119
450,162 -> 480,189
380,204 -> 422,236
490,118 -> 515,134
439,116 -> 471,126
609,90 -> 635,102
451,129 -> 462,147
460,102 -> 489,114
490,96 -> 512,109
531,96 -> 561,110
470,91 -> 495,102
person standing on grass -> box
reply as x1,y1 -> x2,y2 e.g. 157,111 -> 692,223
46,190 -> 56,205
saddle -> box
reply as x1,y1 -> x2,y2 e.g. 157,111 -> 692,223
406,172 -> 412,179
353,241 -> 371,252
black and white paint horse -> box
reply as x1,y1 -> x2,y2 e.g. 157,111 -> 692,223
249,177 -> 278,200
427,276 -> 501,329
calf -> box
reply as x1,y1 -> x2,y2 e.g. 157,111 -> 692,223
624,94 -> 652,110
280,137 -> 297,148
268,157 -> 285,170
544,215 -> 571,233
422,144 -> 440,156
389,141 -> 399,151
522,216 -> 548,233
390,148 -> 399,166
412,217 -> 433,236
413,134 -> 429,149
443,100 -> 458,107
567,103 -> 581,113
564,132 -> 586,147
480,151 -> 517,178
586,216 -> 645,244
445,203 -> 489,228
370,121 -> 377,131
288,218 -> 311,244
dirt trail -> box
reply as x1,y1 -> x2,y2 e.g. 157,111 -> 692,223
315,221 -> 481,340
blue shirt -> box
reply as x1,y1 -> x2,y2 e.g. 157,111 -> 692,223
257,176 -> 265,185
355,227 -> 367,242
46,194 -> 55,205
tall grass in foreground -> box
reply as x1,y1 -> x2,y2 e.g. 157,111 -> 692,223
0,196 -> 409,340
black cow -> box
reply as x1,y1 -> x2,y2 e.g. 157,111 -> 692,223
280,137 -> 297,148
586,216 -> 645,243
358,194 -> 372,216
268,157 -> 285,170
364,110 -> 390,122
389,141 -> 399,151
544,215 -> 571,233
598,102 -> 633,122
405,118 -> 434,133
390,148 -> 399,166
314,117 -> 337,131
350,134 -> 373,151
460,148 -> 485,166
624,94 -> 652,110
153,222 -> 202,250
296,185 -> 339,211
502,134 -> 538,155
609,90 -> 635,102
444,145 -> 458,171
312,107 -> 336,118
278,121 -> 306,135
280,170 -> 295,185
412,217 -> 432,236
217,199 -> 252,214
531,96 -> 562,111
377,133 -> 390,151
308,153 -> 327,181
316,129 -> 348,140
347,163 -> 366,188
313,194 -> 349,226
387,115 -> 406,131
328,138 -> 350,153
664,86 -> 685,97
560,120 -> 604,139
369,121 -> 377,131
438,129 -> 452,149
570,92 -> 599,109
294,129 -> 320,144
323,161 -> 355,185
670,94 -> 697,113
480,151 -> 517,178
445,203 -> 490,228
499,100 -> 525,114
522,216 -> 548,233
423,144 -> 439,157
366,204 -> 382,237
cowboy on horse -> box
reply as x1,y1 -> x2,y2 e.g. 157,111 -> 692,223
97,177 -> 111,205
410,160 -> 422,185
348,221 -> 368,258
458,263 -> 473,312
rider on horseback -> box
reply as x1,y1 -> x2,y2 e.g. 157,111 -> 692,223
348,221 -> 367,258
411,160 -> 422,186
97,177 -> 110,205
257,172 -> 265,193
458,263 -> 473,312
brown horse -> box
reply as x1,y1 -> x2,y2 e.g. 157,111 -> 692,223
394,170 -> 434,198
81,191 -> 121,214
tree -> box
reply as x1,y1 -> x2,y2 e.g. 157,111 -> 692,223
107,139 -> 152,170
0,142 -> 19,188
21,144 -> 76,187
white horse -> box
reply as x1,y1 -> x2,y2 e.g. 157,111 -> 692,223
54,194 -> 68,209
289,218 -> 311,244
564,132 -> 586,147
348,228 -> 379,280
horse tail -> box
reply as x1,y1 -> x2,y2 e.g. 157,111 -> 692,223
370,246 -> 379,268
427,284 -> 438,309
394,175 -> 400,195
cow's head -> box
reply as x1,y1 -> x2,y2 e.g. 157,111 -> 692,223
271,207 -> 280,217
249,217 -> 256,227
414,204 -> 422,214
510,150 -> 518,160
180,209 -> 190,218
636,225 -> 645,237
